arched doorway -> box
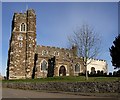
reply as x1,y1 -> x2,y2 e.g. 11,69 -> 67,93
91,67 -> 96,74
59,66 -> 66,76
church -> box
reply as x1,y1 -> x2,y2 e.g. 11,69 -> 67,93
7,9 -> 108,79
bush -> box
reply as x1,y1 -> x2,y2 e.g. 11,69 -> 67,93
103,73 -> 107,77
117,70 -> 120,76
113,71 -> 117,77
100,71 -> 104,76
97,70 -> 100,76
109,72 -> 112,77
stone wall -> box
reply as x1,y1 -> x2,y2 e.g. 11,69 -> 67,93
36,45 -> 84,78
87,59 -> 108,74
2,81 -> 120,93
7,9 -> 36,79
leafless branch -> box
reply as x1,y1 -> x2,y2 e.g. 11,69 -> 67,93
68,24 -> 101,80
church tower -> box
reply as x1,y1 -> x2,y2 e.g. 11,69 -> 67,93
7,9 -> 36,79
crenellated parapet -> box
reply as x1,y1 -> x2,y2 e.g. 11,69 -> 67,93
87,58 -> 106,62
37,45 -> 70,50
36,45 -> 73,58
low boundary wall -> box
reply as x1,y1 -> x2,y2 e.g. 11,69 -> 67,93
2,81 -> 120,93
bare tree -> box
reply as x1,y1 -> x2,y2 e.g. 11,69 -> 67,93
68,24 -> 101,80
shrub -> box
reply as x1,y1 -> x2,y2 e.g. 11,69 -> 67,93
97,70 -> 100,76
113,71 -> 117,77
100,71 -> 104,76
109,72 -> 112,77
117,70 -> 120,76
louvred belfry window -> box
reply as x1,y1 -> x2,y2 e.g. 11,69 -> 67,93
21,23 -> 26,32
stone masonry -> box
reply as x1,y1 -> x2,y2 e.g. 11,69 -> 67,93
7,9 -> 107,79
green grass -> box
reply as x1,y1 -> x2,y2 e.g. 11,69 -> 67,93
2,76 -> 120,83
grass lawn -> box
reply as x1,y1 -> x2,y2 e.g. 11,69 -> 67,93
2,76 -> 120,83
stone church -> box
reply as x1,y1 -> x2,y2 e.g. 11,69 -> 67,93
7,9 -> 107,79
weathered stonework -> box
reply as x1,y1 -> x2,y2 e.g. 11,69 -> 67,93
2,81 -> 120,93
35,45 -> 85,78
7,9 -> 108,79
7,9 -> 36,79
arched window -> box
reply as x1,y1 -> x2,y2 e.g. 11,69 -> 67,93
54,51 -> 59,56
21,23 -> 26,32
41,60 -> 47,71
66,52 -> 70,57
29,44 -> 32,48
91,67 -> 96,74
42,50 -> 48,55
75,63 -> 80,72
19,42 -> 23,47
59,66 -> 66,76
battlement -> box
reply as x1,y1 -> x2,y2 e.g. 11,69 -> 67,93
14,12 -> 26,16
74,56 -> 106,62
87,58 -> 106,62
14,9 -> 35,17
27,9 -> 35,13
37,45 -> 70,51
13,12 -> 27,21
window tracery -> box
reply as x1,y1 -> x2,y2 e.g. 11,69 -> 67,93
75,63 -> 80,72
41,60 -> 48,71
20,23 -> 26,32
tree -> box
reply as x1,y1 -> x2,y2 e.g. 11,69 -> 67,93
47,56 -> 55,77
110,34 -> 120,70
68,24 -> 101,80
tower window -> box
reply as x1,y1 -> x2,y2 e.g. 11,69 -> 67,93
20,23 -> 26,32
19,42 -> 23,47
18,35 -> 23,40
29,44 -> 32,47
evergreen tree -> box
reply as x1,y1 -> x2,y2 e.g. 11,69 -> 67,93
47,56 -> 55,77
110,34 -> 120,69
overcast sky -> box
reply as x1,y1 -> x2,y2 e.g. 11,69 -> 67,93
1,2 -> 118,76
